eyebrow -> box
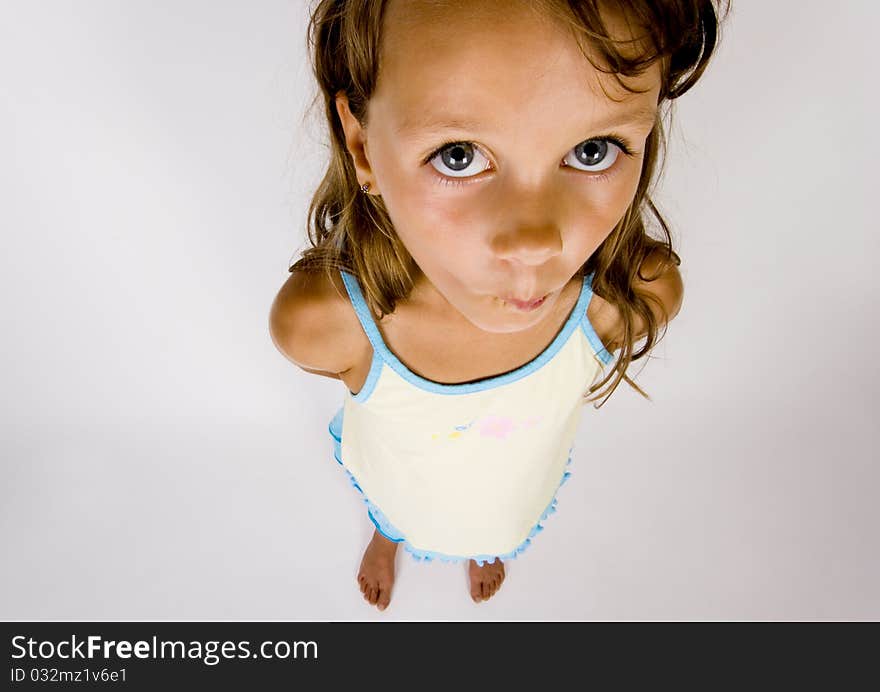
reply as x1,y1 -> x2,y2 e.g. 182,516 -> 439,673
397,103 -> 658,138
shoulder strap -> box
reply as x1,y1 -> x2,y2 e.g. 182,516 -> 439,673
339,270 -> 391,359
579,270 -> 615,365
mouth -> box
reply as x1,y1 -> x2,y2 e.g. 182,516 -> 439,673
499,293 -> 549,312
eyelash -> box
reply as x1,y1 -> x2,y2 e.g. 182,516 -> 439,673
421,134 -> 637,188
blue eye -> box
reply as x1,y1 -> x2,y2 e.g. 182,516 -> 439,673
423,135 -> 636,186
562,139 -> 621,173
426,142 -> 491,178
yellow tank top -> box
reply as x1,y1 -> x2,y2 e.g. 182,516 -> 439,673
328,268 -> 614,566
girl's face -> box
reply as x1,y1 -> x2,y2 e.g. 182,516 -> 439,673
336,0 -> 661,334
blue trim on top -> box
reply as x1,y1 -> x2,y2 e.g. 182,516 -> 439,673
579,274 -> 615,366
337,272 -> 386,403
328,405 -> 575,566
350,345 -> 383,404
339,269 -> 607,396
581,322 -> 615,365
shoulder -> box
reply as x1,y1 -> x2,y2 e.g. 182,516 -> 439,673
629,248 -> 684,339
586,249 -> 684,352
268,267 -> 368,376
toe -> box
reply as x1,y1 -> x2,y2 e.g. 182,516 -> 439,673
377,589 -> 391,611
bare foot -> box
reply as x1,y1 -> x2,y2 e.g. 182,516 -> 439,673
357,529 -> 399,611
468,558 -> 506,603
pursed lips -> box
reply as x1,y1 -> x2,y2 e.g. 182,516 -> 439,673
499,294 -> 549,310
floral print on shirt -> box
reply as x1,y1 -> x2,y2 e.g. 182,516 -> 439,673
430,413 -> 544,441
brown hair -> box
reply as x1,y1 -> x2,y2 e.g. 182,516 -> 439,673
289,0 -> 732,408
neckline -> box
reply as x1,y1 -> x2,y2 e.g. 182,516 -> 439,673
341,270 -> 595,396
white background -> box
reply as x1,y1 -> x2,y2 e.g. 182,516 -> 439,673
1,1 -> 877,619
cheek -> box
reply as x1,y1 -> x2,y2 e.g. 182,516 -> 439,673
558,181 -> 636,253
392,183 -> 480,256
581,167 -> 642,236
368,143 -> 463,240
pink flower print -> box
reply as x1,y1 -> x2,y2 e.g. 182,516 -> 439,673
478,414 -> 517,439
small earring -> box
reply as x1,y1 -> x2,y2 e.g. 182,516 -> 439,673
360,182 -> 371,194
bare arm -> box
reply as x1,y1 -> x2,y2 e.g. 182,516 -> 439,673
631,248 -> 684,341
600,249 -> 685,350
298,366 -> 342,381
268,269 -> 358,378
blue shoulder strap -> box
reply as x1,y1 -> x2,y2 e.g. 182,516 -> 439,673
339,269 -> 392,361
579,271 -> 615,365
342,267 -> 613,367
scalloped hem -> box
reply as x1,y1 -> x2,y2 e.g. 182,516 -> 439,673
327,406 -> 574,568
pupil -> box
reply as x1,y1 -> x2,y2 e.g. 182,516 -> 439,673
443,144 -> 472,171
578,140 -> 606,166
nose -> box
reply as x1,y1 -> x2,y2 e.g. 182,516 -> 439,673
490,176 -> 564,266
490,215 -> 563,267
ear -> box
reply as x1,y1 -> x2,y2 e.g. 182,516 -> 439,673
334,91 -> 378,193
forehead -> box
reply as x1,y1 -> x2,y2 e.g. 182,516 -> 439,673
371,0 -> 661,135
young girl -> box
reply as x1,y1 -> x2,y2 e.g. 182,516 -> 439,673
270,0 -> 729,611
